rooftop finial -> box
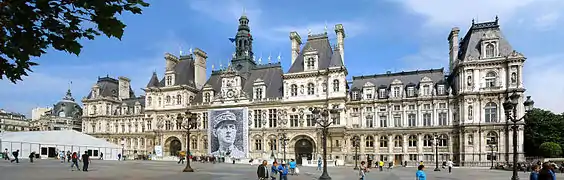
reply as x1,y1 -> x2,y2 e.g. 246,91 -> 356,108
242,7 -> 246,16
277,52 -> 281,62
179,45 -> 183,56
212,64 -> 215,71
472,18 -> 475,25
495,15 -> 499,23
324,21 -> 328,33
308,28 -> 312,36
268,53 -> 272,63
189,45 -> 193,54
258,54 -> 262,64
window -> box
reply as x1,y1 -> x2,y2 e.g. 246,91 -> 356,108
204,92 -> 211,102
485,71 -> 497,88
352,91 -> 359,100
424,104 -> 431,110
269,139 -> 277,151
333,79 -> 340,92
268,109 -> 277,128
379,136 -> 388,148
255,88 -> 263,99
165,96 -> 171,104
176,95 -> 182,105
365,136 -> 374,147
394,105 -> 400,111
485,102 -> 498,123
202,112 -> 208,129
423,85 -> 430,96
166,76 -> 172,86
408,135 -> 417,147
378,106 -> 386,112
290,115 -> 299,127
409,105 -> 415,110
189,96 -> 194,103
203,139 -> 208,149
468,105 -> 473,120
487,131 -> 498,145
485,43 -> 495,58
438,85 -> 444,95
365,115 -> 374,128
394,115 -> 402,127
322,83 -> 327,92
394,135 -> 402,147
379,116 -> 387,127
439,103 -> 446,109
407,87 -> 414,97
438,112 -> 447,126
423,113 -> 432,126
290,84 -> 297,96
191,138 -> 198,149
331,112 -> 340,125
408,114 -> 416,127
366,93 -> 372,99
253,110 -> 263,128
437,134 -> 447,147
307,83 -> 315,95
306,114 -> 314,127
393,87 -> 400,97
409,154 -> 418,161
378,89 -> 386,98
423,135 -> 433,147
352,108 -> 359,113
255,139 -> 262,151
306,57 -> 315,69
366,107 -> 373,112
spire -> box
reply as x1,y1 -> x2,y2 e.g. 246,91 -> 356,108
212,64 -> 215,71
277,52 -> 281,62
268,53 -> 271,63
63,81 -> 75,101
179,46 -> 183,56
258,55 -> 262,64
324,21 -> 328,33
146,71 -> 160,88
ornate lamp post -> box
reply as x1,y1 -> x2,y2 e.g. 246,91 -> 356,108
312,107 -> 337,180
277,110 -> 288,163
176,111 -> 200,172
279,133 -> 289,163
433,133 -> 441,171
121,139 -> 125,161
503,92 -> 534,180
488,136 -> 497,169
351,136 -> 360,170
261,111 -> 267,159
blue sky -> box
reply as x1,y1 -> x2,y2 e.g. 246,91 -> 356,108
2,0 -> 564,117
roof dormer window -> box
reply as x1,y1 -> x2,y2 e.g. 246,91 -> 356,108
306,57 -> 315,69
204,92 -> 211,102
290,84 -> 298,96
422,85 -> 430,96
485,43 -> 495,58
407,87 -> 415,97
393,87 -> 400,98
255,87 -> 263,99
166,75 -> 173,86
307,83 -> 315,95
437,85 -> 445,95
352,91 -> 359,100
378,89 -> 386,99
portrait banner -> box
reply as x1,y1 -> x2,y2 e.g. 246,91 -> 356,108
208,108 -> 248,159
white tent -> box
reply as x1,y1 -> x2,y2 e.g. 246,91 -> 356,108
0,130 -> 121,160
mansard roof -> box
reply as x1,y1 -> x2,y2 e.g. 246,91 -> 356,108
287,33 -> 344,73
457,18 -> 514,61
87,76 -> 135,99
351,68 -> 446,90
145,55 -> 197,88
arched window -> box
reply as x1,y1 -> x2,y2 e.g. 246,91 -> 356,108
307,83 -> 315,95
408,135 -> 417,147
165,96 -> 171,104
379,136 -> 388,148
468,105 -> 473,120
290,84 -> 298,96
485,102 -> 498,123
333,79 -> 340,92
487,131 -> 498,145
254,139 -> 262,151
203,139 -> 208,149
423,135 -> 433,147
147,96 -> 152,106
365,136 -> 374,147
394,135 -> 403,147
204,92 -> 211,102
189,96 -> 194,103
438,134 -> 448,147
485,71 -> 497,88
176,95 -> 182,105
485,43 -> 495,58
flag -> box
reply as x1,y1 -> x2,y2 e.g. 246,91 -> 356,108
228,38 -> 236,43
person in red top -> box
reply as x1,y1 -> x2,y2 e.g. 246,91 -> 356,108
70,152 -> 80,171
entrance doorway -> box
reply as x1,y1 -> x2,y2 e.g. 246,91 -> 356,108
294,139 -> 314,165
164,136 -> 182,157
394,155 -> 403,166
48,147 -> 56,158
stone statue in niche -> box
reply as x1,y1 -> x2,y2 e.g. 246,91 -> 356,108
511,72 -> 517,84
467,76 -> 473,86
300,85 -> 304,94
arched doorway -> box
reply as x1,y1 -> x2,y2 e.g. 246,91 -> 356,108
295,139 -> 314,165
164,137 -> 182,156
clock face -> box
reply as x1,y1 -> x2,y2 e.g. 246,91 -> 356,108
227,90 -> 235,98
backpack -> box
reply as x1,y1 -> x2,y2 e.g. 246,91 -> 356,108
72,154 -> 78,159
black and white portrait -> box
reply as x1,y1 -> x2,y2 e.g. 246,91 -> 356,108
208,108 -> 248,159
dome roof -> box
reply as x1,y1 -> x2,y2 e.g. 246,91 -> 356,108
52,89 -> 82,118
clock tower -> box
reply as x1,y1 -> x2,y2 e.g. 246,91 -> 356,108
218,66 -> 245,102
231,13 -> 256,75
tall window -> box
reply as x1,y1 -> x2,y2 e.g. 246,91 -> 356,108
394,115 -> 402,127
394,135 -> 402,147
423,135 -> 433,147
306,114 -> 314,127
379,116 -> 387,127
438,112 -> 447,126
166,96 -> 171,104
176,94 -> 182,105
203,139 -> 208,149
408,114 -> 416,127
333,79 -> 340,92
191,138 -> 198,149
485,102 -> 498,123
437,134 -> 448,147
204,92 -> 211,102
331,112 -> 340,125
166,76 -> 172,86
438,85 -> 445,95
423,85 -> 430,96
255,139 -> 262,151
253,110 -> 263,128
485,71 -> 497,88
290,84 -> 297,96
423,113 -> 432,126
365,136 -> 374,147
147,120 -> 152,130
268,109 -> 277,128
307,83 -> 315,95
352,91 -> 359,100
147,97 -> 152,106
485,43 -> 495,58
408,135 -> 417,147
306,57 -> 315,69
366,115 -> 374,128
393,87 -> 400,97
379,136 -> 388,148
202,112 -> 208,129
290,115 -> 299,127
486,132 -> 498,146
255,88 -> 263,99
269,139 -> 277,151
407,87 -> 414,97
378,89 -> 386,98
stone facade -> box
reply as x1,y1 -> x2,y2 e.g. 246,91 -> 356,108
82,16 -> 527,166
29,89 -> 83,131
0,109 -> 29,132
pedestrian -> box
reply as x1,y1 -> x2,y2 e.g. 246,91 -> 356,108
288,159 -> 297,175
28,152 -> 35,163
278,162 -> 289,180
446,159 -> 454,173
3,148 -> 9,160
257,160 -> 269,180
67,151 -> 71,163
538,162 -> 556,180
530,164 -> 540,180
177,152 -> 185,164
118,153 -> 122,161
270,161 -> 279,180
71,152 -> 80,171
59,151 -> 65,163
100,152 -> 103,160
416,165 -> 427,180
81,151 -> 90,172
359,161 -> 369,180
317,157 -> 322,171
379,160 -> 384,171
10,150 -> 19,163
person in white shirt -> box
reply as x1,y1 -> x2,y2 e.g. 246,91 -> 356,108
446,159 -> 454,173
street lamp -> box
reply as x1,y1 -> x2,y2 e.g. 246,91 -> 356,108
279,133 -> 289,164
503,92 -> 534,180
121,139 -> 125,161
351,136 -> 360,170
261,111 -> 267,159
433,133 -> 441,172
488,137 -> 497,169
312,107 -> 337,180
176,111 -> 200,172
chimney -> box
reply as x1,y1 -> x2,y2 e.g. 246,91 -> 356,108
448,27 -> 460,72
193,48 -> 208,89
164,53 -> 180,72
334,24 -> 346,64
289,31 -> 302,65
118,76 -> 131,100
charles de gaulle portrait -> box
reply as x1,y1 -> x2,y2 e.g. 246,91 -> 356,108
210,111 -> 245,158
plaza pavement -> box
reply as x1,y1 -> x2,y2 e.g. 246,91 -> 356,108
0,159 -> 557,180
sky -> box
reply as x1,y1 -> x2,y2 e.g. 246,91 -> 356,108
1,0 -> 564,117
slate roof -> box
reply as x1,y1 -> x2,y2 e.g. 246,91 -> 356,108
145,55 -> 197,88
351,68 -> 446,90
86,76 -> 144,111
457,19 -> 514,61
287,33 -> 344,73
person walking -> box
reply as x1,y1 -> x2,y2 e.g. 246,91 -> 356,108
538,162 -> 556,180
378,160 -> 384,171
446,159 -> 454,173
3,148 -> 9,160
67,151 -> 71,163
257,160 -> 269,180
288,159 -> 297,175
359,161 -> 369,180
59,151 -> 65,163
317,157 -> 322,171
530,164 -> 540,180
416,165 -> 427,180
118,153 -> 122,161
81,151 -> 90,172
70,152 -> 80,171
10,150 -> 19,163
277,162 -> 289,180
270,161 -> 279,180
99,152 -> 103,160
28,152 -> 35,163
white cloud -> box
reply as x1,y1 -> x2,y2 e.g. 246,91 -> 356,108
534,12 -> 560,30
271,21 -> 367,41
524,54 -> 564,113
